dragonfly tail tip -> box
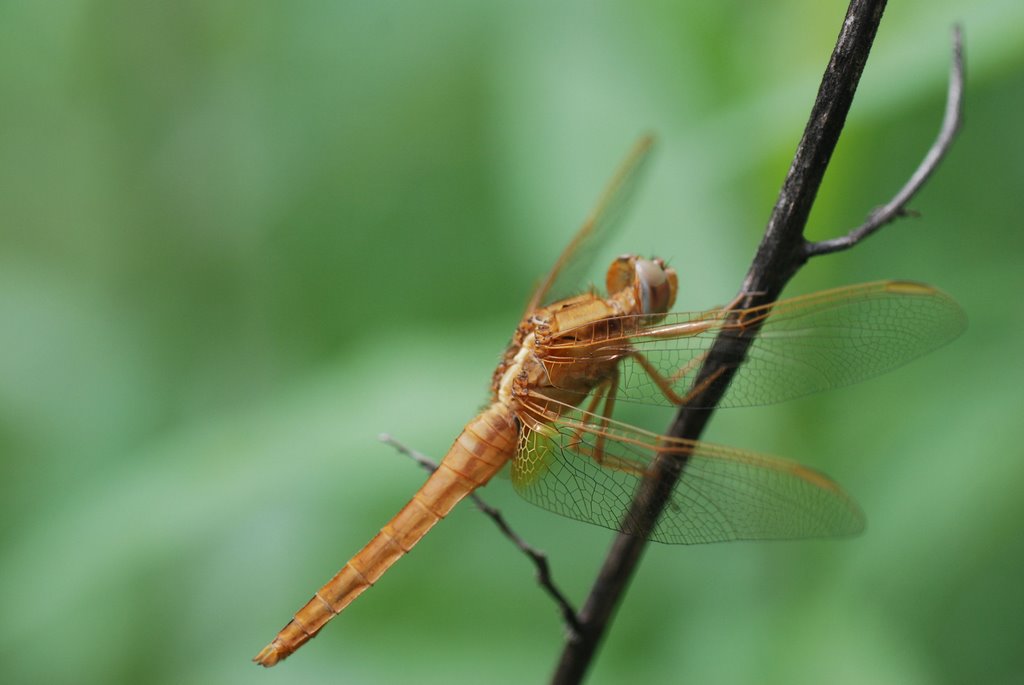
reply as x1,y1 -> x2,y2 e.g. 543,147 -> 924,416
253,643 -> 282,667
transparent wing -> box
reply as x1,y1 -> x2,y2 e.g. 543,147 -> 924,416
538,280 -> 966,408
523,136 -> 655,316
510,402 -> 863,544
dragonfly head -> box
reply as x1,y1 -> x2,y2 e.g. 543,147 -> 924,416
607,255 -> 678,320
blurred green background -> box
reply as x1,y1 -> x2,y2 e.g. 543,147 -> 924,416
2,2 -> 1022,683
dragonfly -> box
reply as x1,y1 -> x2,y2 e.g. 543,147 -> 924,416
254,136 -> 965,666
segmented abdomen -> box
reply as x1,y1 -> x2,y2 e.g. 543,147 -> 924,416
254,402 -> 516,666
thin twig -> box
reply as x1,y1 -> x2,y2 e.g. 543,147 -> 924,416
552,2 -> 962,683
804,25 -> 964,257
378,434 -> 582,634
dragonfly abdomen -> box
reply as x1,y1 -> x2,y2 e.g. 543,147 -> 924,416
254,403 -> 516,666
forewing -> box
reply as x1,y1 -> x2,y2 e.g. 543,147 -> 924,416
510,403 -> 864,544
523,136 -> 654,316
539,280 -> 966,408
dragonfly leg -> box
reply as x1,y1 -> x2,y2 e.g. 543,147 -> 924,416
667,351 -> 709,384
577,377 -> 611,436
676,364 -> 730,405
699,290 -> 770,329
561,417 -> 647,478
568,371 -> 619,466
628,346 -> 732,407
591,369 -> 619,466
722,289 -> 755,312
627,350 -> 690,405
571,369 -> 655,478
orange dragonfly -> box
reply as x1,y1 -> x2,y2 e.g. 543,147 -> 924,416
254,136 -> 965,666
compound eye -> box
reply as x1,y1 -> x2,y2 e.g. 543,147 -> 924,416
635,258 -> 673,315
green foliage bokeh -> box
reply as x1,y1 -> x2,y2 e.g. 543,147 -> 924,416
1,2 -> 1022,684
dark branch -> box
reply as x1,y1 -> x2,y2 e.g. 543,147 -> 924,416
551,2 -> 962,683
804,25 -> 965,257
378,434 -> 582,634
